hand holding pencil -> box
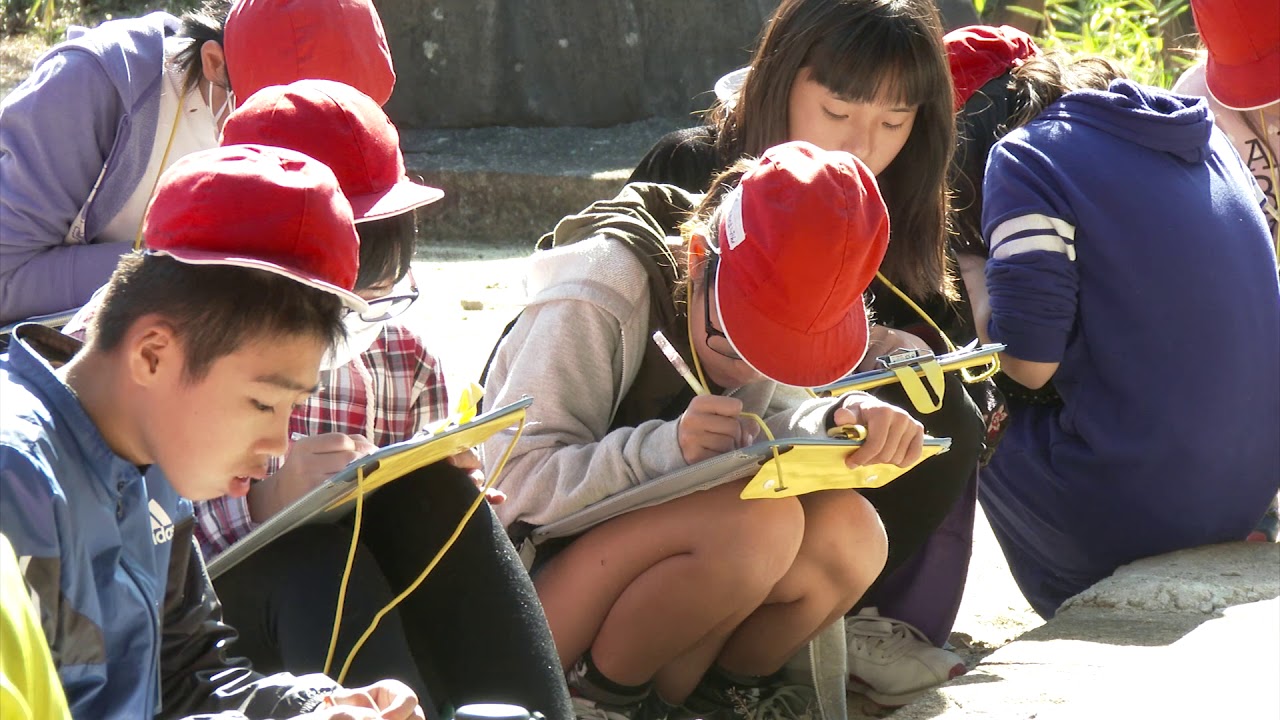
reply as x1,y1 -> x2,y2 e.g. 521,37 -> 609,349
653,330 -> 761,464
676,395 -> 761,464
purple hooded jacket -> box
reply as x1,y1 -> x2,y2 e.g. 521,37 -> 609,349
0,12 -> 185,325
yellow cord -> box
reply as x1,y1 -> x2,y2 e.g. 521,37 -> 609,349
132,100 -> 184,252
329,418 -> 529,684
686,312 -> 785,491
323,464 -> 367,677
873,272 -> 1000,384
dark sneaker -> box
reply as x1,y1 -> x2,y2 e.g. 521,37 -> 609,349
679,682 -> 817,720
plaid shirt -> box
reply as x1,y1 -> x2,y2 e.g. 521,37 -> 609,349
193,322 -> 449,558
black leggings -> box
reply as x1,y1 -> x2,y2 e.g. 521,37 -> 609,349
214,463 -> 572,720
856,374 -> 984,603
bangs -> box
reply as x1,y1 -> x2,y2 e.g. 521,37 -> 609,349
803,16 -> 947,108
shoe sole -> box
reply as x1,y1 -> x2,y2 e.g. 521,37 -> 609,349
847,677 -> 926,708
847,662 -> 967,708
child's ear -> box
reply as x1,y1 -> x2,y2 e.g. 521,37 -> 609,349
126,318 -> 180,387
686,226 -> 711,272
200,40 -> 228,87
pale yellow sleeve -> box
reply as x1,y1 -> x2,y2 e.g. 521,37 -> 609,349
0,534 -> 71,720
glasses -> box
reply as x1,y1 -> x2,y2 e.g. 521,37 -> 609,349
349,269 -> 420,323
702,258 -> 742,361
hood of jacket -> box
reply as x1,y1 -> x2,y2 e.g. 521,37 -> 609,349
54,12 -> 179,118
1036,79 -> 1214,164
525,182 -> 701,325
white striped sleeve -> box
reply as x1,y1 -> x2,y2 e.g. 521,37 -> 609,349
988,213 -> 1077,261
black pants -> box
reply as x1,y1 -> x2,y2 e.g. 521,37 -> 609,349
856,374 -> 984,603
215,463 -> 572,720
215,522 -> 436,701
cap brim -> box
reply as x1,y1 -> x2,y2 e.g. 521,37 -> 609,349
1205,50 -> 1280,111
149,248 -> 371,314
350,180 -> 445,223
715,270 -> 868,388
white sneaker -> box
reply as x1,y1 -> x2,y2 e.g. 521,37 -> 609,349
845,607 -> 967,707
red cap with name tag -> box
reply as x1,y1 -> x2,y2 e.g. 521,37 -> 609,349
715,141 -> 890,387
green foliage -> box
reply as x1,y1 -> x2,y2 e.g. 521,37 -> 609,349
3,0 -> 201,38
1,0 -> 73,40
1008,0 -> 1193,88
25,0 -> 53,35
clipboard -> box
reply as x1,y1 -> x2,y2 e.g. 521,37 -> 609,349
207,396 -> 533,579
531,430 -> 951,543
811,342 -> 1005,412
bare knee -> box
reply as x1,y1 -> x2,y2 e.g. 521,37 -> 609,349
800,490 -> 887,608
698,490 -> 807,594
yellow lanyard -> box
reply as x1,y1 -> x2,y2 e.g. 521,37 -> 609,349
872,271 -> 1000,384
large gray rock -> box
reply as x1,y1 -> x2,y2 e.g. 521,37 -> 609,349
378,1 -> 989,129
893,543 -> 1280,718
379,0 -> 779,128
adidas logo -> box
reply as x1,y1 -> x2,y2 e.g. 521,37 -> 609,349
149,500 -> 174,545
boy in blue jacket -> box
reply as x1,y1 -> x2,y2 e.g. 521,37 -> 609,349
0,144 -> 424,720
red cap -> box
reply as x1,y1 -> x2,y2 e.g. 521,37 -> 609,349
945,25 -> 1040,111
1191,0 -> 1280,110
143,145 -> 369,313
224,0 -> 396,106
223,80 -> 443,222
714,141 -> 889,387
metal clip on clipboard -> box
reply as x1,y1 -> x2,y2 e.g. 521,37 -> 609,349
878,348 -> 946,414
810,342 -> 1005,414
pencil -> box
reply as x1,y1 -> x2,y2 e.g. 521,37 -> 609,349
652,330 -> 708,396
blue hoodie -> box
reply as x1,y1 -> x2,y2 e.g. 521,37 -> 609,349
0,13 -> 179,325
979,80 -> 1280,616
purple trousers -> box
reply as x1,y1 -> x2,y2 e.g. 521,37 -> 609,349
863,470 -> 977,646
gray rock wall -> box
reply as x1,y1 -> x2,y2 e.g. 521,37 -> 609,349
377,0 -> 981,129
379,0 -> 780,129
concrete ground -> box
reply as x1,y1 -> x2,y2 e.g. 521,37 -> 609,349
896,543 -> 1280,718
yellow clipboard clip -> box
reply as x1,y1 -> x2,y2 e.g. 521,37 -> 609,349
879,349 -> 946,415
429,381 -> 485,434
